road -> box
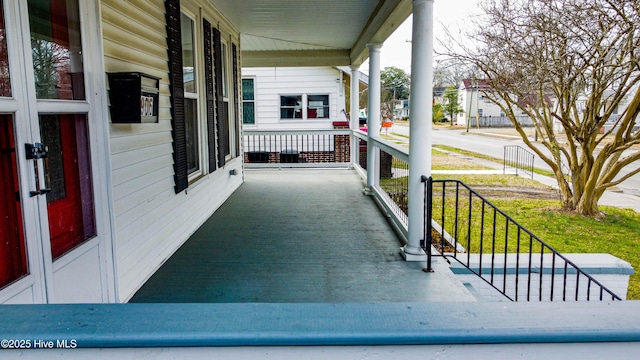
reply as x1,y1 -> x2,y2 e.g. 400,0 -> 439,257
391,124 -> 640,201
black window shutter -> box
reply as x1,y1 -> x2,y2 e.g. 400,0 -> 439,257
212,28 -> 226,167
232,43 -> 240,156
203,20 -> 216,173
165,0 -> 188,193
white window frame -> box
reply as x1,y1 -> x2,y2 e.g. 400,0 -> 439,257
279,93 -> 330,121
180,9 -> 207,182
220,36 -> 235,160
241,77 -> 255,125
307,94 -> 330,119
279,94 -> 302,120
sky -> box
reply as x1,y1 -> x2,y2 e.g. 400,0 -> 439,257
373,0 -> 481,73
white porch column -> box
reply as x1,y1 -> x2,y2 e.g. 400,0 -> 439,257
366,44 -> 382,191
350,65 -> 360,166
403,0 -> 433,261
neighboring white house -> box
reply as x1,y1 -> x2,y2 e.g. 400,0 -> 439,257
394,99 -> 410,119
457,78 -> 505,126
241,66 -> 368,130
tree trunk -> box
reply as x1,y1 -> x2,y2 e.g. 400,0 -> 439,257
576,192 -> 601,217
554,169 -> 574,210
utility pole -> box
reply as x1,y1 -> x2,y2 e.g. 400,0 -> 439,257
476,80 -> 480,129
466,80 -> 474,133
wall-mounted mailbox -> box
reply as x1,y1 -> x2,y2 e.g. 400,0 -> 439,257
107,72 -> 160,123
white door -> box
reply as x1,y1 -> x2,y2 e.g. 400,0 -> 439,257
0,0 -> 114,304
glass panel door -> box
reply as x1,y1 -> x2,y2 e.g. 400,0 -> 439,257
24,0 -> 95,261
0,0 -> 105,302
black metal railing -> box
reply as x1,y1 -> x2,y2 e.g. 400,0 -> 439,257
379,149 -> 409,223
422,176 -> 621,302
243,130 -> 351,165
503,145 -> 534,179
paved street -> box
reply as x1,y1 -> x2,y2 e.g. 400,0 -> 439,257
389,123 -> 640,212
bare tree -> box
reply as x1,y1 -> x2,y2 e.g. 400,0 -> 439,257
445,0 -> 640,217
434,57 -> 468,88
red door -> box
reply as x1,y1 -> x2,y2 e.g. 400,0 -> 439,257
39,114 -> 95,260
0,115 -> 28,288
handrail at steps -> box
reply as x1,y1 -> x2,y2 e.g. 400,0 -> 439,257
422,176 -> 622,302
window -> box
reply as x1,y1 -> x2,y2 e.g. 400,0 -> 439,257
280,95 -> 302,119
221,40 -> 230,158
166,2 -> 241,189
28,0 -> 85,100
242,78 -> 254,124
181,12 -> 200,177
221,42 -> 228,99
280,94 -> 330,120
307,95 -> 329,119
0,0 -> 10,97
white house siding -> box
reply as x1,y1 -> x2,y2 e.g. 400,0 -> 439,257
242,67 -> 347,130
457,87 -> 505,126
102,0 -> 243,301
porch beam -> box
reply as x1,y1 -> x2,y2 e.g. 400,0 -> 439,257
403,0 -> 433,261
365,44 -> 382,192
241,50 -> 351,67
350,0 -> 413,67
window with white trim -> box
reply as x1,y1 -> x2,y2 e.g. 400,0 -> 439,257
242,78 -> 254,124
280,95 -> 302,119
180,11 -> 201,178
280,94 -> 329,120
221,39 -> 232,158
307,95 -> 329,119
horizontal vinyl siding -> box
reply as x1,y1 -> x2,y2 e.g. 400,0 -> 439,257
102,0 -> 243,301
243,67 -> 343,129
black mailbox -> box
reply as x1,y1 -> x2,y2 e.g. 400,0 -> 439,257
107,72 -> 160,123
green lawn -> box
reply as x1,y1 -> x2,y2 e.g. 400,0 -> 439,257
381,148 -> 640,299
490,199 -> 640,300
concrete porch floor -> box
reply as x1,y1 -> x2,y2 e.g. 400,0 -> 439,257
130,169 -> 474,303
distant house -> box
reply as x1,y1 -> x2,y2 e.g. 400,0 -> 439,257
457,78 -> 505,126
241,66 -> 368,130
433,86 -> 447,104
394,99 -> 410,119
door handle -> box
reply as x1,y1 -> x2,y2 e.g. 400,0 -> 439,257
29,188 -> 52,197
28,157 -> 50,198
25,142 -> 48,159
25,143 -> 50,198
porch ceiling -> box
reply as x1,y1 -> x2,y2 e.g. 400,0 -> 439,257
210,0 -> 412,67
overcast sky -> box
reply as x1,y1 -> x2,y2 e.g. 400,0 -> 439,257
373,0 -> 481,73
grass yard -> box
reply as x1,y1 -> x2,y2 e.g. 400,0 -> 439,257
489,199 -> 640,300
382,146 -> 640,300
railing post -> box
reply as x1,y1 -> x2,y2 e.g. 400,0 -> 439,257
515,147 -> 520,177
422,175 -> 433,272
